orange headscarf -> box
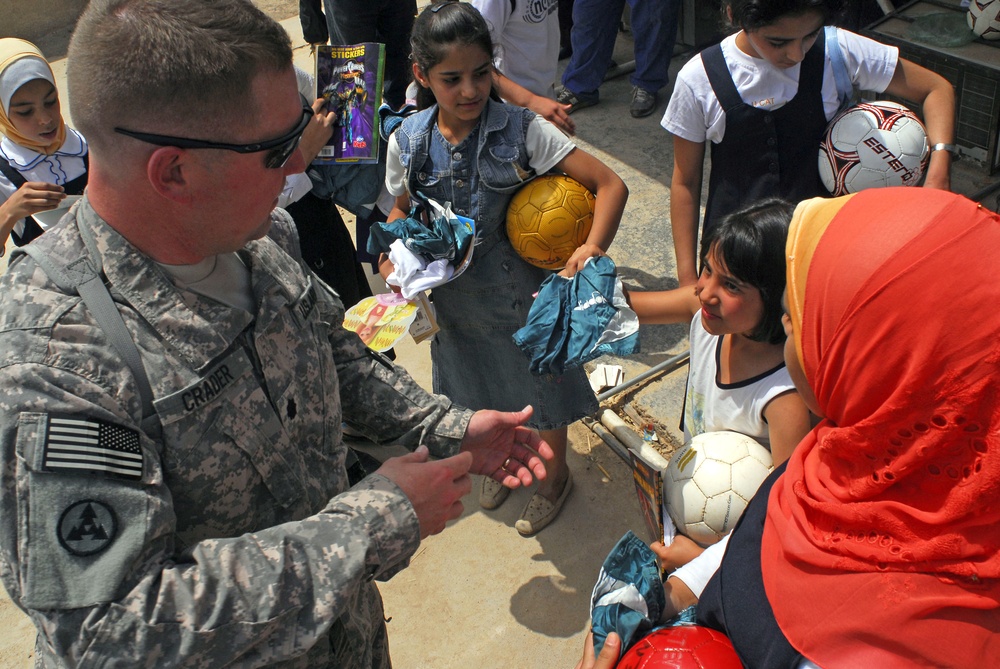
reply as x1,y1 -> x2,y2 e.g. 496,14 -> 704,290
0,38 -> 66,155
762,188 -> 1000,667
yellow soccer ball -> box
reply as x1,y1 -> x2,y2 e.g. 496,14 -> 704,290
506,174 -> 595,270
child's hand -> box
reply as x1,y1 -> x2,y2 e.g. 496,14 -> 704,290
297,98 -> 337,165
559,243 -> 604,277
650,535 -> 704,572
4,182 -> 65,220
527,96 -> 575,136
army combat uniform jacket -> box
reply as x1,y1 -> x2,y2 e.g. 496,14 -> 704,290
0,198 -> 473,668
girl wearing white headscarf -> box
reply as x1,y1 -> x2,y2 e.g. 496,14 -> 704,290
0,38 -> 88,252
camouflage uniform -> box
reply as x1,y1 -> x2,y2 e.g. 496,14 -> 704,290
0,198 -> 473,668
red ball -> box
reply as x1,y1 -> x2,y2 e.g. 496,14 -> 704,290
616,626 -> 741,669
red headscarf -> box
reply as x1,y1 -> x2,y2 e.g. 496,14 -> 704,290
763,188 -> 1000,667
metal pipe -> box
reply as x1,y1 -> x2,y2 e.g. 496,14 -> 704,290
602,59 -> 637,82
582,417 -> 632,464
596,349 -> 690,402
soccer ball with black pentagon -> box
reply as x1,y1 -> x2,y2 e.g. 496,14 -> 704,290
664,431 -> 773,546
506,174 -> 595,270
968,0 -> 1000,40
818,100 -> 930,196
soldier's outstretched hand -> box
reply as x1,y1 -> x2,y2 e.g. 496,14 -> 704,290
462,405 -> 554,489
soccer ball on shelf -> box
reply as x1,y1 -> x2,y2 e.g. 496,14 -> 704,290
818,100 -> 930,197
968,0 -> 1000,40
664,431 -> 773,546
616,626 -> 742,669
506,174 -> 595,270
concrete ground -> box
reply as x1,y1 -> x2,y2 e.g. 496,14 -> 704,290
2,6 -> 998,669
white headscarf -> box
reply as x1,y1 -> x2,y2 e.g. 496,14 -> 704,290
0,38 -> 65,154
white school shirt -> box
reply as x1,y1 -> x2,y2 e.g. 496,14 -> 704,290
385,114 -> 574,198
682,313 -> 795,450
472,0 -> 560,98
661,28 -> 898,145
0,128 -> 88,239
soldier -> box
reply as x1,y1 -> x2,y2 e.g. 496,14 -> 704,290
0,1 -> 552,667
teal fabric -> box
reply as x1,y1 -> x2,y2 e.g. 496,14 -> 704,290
366,196 -> 474,265
589,531 -> 666,658
513,255 -> 639,376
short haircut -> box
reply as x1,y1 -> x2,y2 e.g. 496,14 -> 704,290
699,198 -> 794,345
67,0 -> 292,151
724,0 -> 847,31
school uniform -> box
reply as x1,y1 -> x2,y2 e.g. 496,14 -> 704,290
0,129 -> 88,246
662,27 -> 897,234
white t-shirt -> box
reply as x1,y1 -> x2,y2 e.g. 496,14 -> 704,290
385,113 -> 574,197
471,0 -> 560,98
0,128 -> 88,238
682,313 -> 795,450
661,28 -> 898,144
671,532 -> 730,598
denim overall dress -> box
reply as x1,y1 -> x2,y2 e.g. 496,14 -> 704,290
395,100 -> 598,429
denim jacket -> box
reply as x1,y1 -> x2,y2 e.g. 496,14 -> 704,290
394,99 -> 535,237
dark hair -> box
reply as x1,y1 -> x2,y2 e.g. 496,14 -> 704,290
68,0 -> 292,151
410,1 -> 495,110
699,198 -> 794,345
723,0 -> 846,31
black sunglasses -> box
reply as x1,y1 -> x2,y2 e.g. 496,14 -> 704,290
114,97 -> 314,169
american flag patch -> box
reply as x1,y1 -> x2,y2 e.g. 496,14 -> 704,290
43,416 -> 143,481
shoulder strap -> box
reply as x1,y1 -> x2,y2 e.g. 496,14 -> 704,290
701,43 -> 744,113
21,243 -> 160,434
825,26 -> 853,113
0,155 -> 27,189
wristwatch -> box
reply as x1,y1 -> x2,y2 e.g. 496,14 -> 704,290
930,142 -> 958,156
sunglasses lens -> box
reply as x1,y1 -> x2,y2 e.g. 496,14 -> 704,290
265,136 -> 298,169
264,105 -> 311,169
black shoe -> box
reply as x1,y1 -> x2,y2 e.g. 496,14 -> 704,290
629,86 -> 657,118
554,84 -> 599,114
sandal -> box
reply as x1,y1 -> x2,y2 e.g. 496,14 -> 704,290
515,471 -> 573,537
480,476 -> 511,510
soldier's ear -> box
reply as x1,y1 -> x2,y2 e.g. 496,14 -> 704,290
145,147 -> 194,205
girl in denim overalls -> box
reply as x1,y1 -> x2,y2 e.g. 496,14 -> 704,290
381,2 -> 627,536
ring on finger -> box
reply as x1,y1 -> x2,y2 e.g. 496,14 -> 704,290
502,457 -> 513,472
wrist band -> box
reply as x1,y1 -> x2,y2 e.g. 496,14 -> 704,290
931,142 -> 957,155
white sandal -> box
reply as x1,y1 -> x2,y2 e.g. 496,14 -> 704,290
515,471 -> 573,537
480,476 -> 511,510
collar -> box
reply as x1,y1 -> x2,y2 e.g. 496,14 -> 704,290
71,198 -> 310,372
1,127 -> 86,169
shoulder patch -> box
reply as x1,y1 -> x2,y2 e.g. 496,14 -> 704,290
43,415 -> 143,481
57,499 -> 118,556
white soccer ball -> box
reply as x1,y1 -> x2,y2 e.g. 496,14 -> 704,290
663,431 -> 774,546
969,0 -> 1000,40
818,100 -> 930,196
